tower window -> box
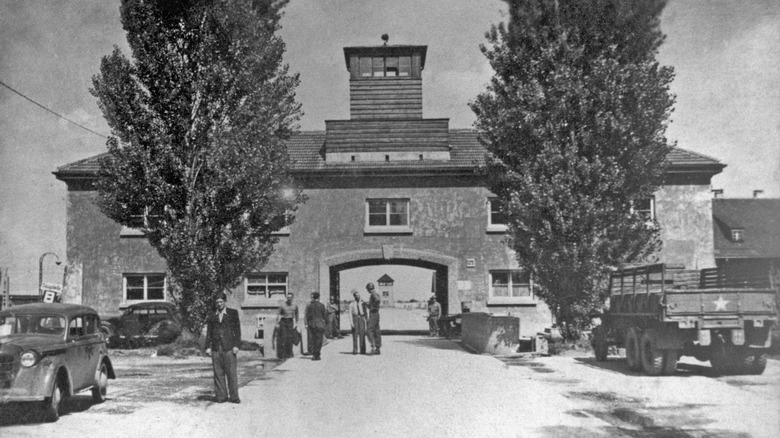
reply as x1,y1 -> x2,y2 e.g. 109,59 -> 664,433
357,55 -> 413,77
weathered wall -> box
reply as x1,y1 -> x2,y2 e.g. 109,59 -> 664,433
231,175 -> 550,336
655,183 -> 716,269
65,188 -> 166,313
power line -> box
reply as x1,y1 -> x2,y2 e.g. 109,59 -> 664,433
0,79 -> 109,139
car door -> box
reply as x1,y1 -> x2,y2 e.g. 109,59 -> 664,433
65,314 -> 92,391
82,313 -> 103,383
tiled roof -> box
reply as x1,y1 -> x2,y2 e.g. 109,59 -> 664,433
713,199 -> 780,259
54,129 -> 723,177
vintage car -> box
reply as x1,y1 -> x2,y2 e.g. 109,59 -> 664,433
100,301 -> 182,347
0,303 -> 116,421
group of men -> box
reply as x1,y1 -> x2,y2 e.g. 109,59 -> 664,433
348,282 -> 382,355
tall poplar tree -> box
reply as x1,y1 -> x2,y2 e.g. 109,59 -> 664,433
91,0 -> 303,334
471,0 -> 675,337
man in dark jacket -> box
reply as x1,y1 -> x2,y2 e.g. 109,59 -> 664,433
304,292 -> 328,361
205,292 -> 242,403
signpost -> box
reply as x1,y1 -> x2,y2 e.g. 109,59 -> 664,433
41,282 -> 63,304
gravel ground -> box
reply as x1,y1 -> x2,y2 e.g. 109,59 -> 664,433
1,337 -> 778,438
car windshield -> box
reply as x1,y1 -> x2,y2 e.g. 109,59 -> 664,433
0,313 -> 67,337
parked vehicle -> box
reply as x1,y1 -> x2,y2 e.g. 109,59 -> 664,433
592,263 -> 777,375
0,303 -> 116,421
101,302 -> 182,348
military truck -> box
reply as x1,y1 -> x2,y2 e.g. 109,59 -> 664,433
592,263 -> 777,375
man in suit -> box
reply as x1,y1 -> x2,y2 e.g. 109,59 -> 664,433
304,292 -> 328,361
348,289 -> 368,355
205,292 -> 241,403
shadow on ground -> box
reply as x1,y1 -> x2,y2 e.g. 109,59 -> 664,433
572,356 -> 719,377
395,337 -> 468,351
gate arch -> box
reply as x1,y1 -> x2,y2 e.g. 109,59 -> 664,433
318,247 -> 459,316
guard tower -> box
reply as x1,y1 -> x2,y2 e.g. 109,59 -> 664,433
377,273 -> 395,307
325,37 -> 451,163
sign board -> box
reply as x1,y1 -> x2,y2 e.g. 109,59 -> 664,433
42,290 -> 59,304
41,282 -> 63,293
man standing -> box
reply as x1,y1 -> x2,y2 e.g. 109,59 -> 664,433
348,289 -> 368,355
427,294 -> 442,337
366,282 -> 382,355
276,292 -> 299,359
325,296 -> 342,339
304,292 -> 328,361
205,293 -> 241,404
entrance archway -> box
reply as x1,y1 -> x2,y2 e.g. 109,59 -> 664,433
319,247 -> 459,332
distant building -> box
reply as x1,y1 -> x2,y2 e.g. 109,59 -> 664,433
54,39 -> 725,339
713,198 -> 780,288
377,273 -> 394,306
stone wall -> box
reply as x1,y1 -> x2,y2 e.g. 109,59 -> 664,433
655,183 -> 716,269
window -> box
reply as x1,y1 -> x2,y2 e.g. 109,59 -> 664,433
246,273 -> 288,299
631,197 -> 655,221
489,270 -> 534,305
121,206 -> 164,237
357,55 -> 413,78
731,229 -> 744,242
487,198 -> 508,232
366,199 -> 411,233
124,274 -> 166,302
68,315 -> 85,338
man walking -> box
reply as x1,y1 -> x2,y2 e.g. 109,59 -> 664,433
427,294 -> 442,337
205,293 -> 241,403
349,289 -> 368,354
366,282 -> 382,355
304,292 -> 328,361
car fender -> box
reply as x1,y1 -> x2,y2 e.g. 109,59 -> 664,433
94,354 -> 117,381
15,355 -> 73,398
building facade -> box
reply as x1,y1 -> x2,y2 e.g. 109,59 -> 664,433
54,42 -> 725,340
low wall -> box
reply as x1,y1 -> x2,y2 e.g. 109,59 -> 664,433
461,312 -> 519,355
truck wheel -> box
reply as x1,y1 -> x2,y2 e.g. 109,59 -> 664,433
662,349 -> 678,375
593,326 -> 608,362
640,330 -> 664,376
745,352 -> 767,375
625,328 -> 641,371
709,339 -> 735,375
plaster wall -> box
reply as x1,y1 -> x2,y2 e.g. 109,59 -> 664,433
655,183 -> 716,269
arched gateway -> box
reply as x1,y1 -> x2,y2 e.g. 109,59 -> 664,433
320,247 -> 458,317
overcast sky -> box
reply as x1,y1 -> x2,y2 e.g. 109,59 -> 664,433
1,0 -> 778,294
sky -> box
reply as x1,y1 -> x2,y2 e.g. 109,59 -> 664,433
0,0 -> 778,295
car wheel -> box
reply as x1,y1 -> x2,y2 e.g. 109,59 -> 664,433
639,330 -> 664,376
625,328 -> 641,371
92,362 -> 108,403
42,376 -> 63,422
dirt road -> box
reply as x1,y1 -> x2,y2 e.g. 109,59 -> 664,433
1,336 -> 778,437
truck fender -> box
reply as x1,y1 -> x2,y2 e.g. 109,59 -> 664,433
647,325 -> 685,350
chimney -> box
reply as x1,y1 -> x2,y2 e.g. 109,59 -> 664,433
712,189 -> 723,198
753,190 -> 764,198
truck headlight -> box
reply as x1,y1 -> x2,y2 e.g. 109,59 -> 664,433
20,350 -> 39,367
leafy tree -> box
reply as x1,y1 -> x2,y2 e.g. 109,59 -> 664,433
471,0 -> 675,337
91,0 -> 303,335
